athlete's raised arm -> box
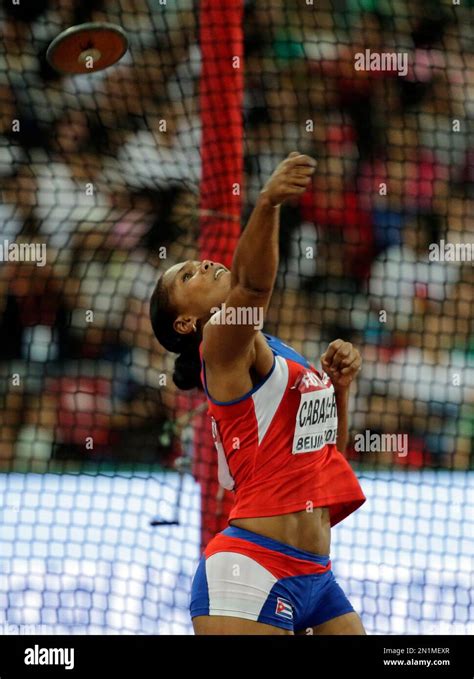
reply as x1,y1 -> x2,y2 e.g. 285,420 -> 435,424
202,152 -> 316,367
149,152 -> 316,393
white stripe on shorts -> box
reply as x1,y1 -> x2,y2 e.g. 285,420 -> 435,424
206,551 -> 277,621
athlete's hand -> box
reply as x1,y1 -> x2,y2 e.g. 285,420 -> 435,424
260,152 -> 317,207
321,340 -> 362,390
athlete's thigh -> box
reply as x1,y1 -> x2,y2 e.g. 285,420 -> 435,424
193,615 -> 293,635
310,611 -> 366,635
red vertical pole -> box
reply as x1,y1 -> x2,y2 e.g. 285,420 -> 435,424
195,0 -> 244,550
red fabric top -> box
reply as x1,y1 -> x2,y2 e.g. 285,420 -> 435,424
198,337 -> 366,527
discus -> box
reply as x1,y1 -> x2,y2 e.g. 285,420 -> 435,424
46,22 -> 129,75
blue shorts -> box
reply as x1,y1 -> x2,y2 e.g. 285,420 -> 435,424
190,525 -> 355,632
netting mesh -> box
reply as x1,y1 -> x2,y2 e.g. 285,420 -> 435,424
0,0 -> 473,635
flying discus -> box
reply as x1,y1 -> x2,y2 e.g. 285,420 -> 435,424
46,22 -> 129,75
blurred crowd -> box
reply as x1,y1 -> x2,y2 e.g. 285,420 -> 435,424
0,0 -> 472,471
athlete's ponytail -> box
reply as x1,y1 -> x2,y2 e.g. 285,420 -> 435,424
149,275 -> 203,391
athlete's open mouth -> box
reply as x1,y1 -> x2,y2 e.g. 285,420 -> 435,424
214,267 -> 227,280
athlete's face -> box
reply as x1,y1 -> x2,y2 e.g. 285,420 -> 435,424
163,260 -> 231,337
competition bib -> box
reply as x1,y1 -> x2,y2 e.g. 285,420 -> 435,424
291,369 -> 338,454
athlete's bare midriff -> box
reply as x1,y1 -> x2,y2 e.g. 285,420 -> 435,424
230,507 -> 331,556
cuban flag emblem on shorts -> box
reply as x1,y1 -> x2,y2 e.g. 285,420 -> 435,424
275,597 -> 293,619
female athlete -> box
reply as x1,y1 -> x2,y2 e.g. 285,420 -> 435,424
150,152 -> 367,635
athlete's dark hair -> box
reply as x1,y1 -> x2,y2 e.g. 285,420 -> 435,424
149,274 -> 203,391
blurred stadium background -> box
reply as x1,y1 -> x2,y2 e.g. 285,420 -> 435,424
0,0 -> 472,635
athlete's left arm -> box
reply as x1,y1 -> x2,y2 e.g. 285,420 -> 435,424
321,340 -> 362,452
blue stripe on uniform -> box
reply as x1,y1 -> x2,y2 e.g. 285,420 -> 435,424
263,333 -> 312,368
189,555 -> 210,618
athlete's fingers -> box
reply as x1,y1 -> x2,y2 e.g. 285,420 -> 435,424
325,340 -> 350,368
290,182 -> 311,191
339,354 -> 362,375
331,344 -> 353,370
322,339 -> 344,365
292,164 -> 316,174
286,153 -> 317,169
285,185 -> 310,196
288,176 -> 312,188
336,346 -> 359,367
290,168 -> 315,180
339,349 -> 361,369
321,355 -> 330,371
